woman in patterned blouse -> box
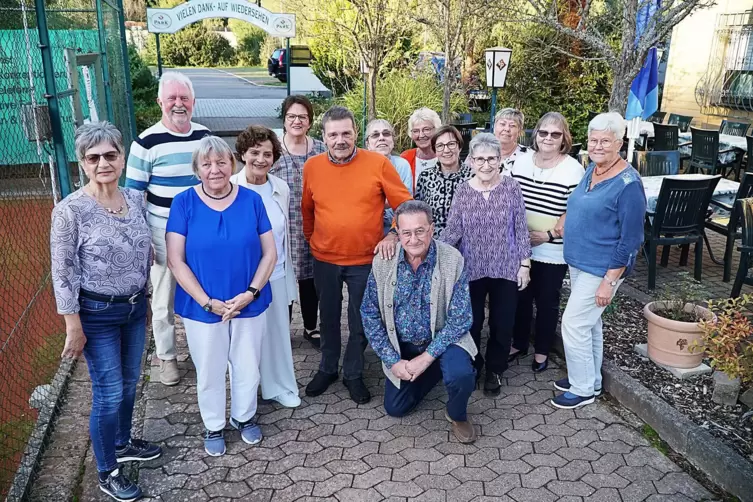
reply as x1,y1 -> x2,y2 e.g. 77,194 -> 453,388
442,133 -> 532,398
415,125 -> 472,238
493,108 -> 528,176
50,122 -> 161,502
269,95 -> 327,348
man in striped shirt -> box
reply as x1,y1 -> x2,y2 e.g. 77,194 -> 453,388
125,71 -> 210,386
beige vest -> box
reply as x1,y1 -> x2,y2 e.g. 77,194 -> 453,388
371,240 -> 477,389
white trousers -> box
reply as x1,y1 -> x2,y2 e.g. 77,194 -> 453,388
150,224 -> 177,360
260,278 -> 299,400
183,314 -> 266,432
561,267 -> 623,397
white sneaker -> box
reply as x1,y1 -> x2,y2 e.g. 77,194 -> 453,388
271,392 -> 301,408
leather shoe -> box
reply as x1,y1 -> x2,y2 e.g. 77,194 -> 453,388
305,371 -> 338,397
532,358 -> 548,373
507,350 -> 524,363
343,378 -> 371,404
444,411 -> 477,443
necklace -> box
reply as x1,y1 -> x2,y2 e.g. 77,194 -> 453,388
532,153 -> 560,184
86,186 -> 125,215
283,133 -> 310,158
202,182 -> 233,200
594,156 -> 622,177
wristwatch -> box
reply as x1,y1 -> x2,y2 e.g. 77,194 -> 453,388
604,277 -> 618,287
203,299 -> 213,312
247,286 -> 260,299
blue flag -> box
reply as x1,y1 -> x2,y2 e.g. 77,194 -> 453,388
626,0 -> 660,120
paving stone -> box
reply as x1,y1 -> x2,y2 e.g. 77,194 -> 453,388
557,447 -> 602,461
292,404 -> 327,419
354,429 -> 395,443
246,473 -> 292,490
445,481 -> 484,502
581,473 -> 630,489
204,481 -> 251,498
184,467 -> 229,490
392,461 -> 429,482
379,436 -> 415,454
312,474 -> 354,497
615,465 -> 665,482
566,418 -> 606,431
309,413 -> 349,425
225,460 -> 267,481
480,419 -> 513,436
521,466 -> 557,488
591,453 -> 627,474
534,424 -> 578,437
413,474 -> 461,491
488,459 -> 533,475
566,430 -> 601,448
264,453 -> 306,474
597,424 -> 649,446
160,488 -> 210,502
520,453 -> 567,468
557,460 -> 593,481
388,425 -> 432,438
334,488 -> 383,502
623,447 -> 682,473
465,448 -> 500,467
342,441 -> 380,460
305,447 -> 344,467
364,453 -> 408,468
472,435 -> 512,449
652,472 -> 713,500
352,467 -> 393,489
400,448 -> 444,463
435,442 -> 479,456
506,486 -> 556,501
325,460 -> 371,475
317,435 -> 360,449
242,446 -> 286,462
137,469 -> 187,496
513,414 -> 546,430
484,407 -> 524,420
589,440 -> 633,454
546,480 -> 596,497
374,480 -> 424,498
449,466 -> 497,482
408,488 -> 446,502
533,435 -> 567,454
288,466 -> 334,482
645,495 -> 695,502
142,418 -> 188,442
503,430 -> 545,442
620,481 -> 658,502
414,431 -> 449,448
257,408 -> 294,425
543,409 -> 577,425
498,441 -> 534,460
164,460 -> 209,475
585,488 -> 622,502
260,430 -> 299,448
483,474 -> 522,496
429,454 -> 464,475
270,480 -> 314,502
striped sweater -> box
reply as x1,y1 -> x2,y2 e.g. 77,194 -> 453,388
124,121 -> 210,226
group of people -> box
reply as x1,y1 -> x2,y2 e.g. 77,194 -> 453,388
50,70 -> 646,501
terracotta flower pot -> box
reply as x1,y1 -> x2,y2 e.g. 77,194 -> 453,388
643,301 -> 712,369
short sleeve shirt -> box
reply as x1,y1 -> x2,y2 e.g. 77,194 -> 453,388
166,186 -> 272,322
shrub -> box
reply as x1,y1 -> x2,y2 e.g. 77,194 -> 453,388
229,19 -> 267,67
698,295 -> 753,383
651,272 -> 709,322
128,45 -> 161,133
142,23 -> 236,68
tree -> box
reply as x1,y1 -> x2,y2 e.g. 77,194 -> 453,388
510,0 -> 714,112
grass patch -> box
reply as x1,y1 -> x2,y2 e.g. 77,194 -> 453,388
641,424 -> 670,455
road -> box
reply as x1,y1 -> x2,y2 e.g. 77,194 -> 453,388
178,68 -> 288,100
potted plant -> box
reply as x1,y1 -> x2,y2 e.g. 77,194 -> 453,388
643,273 -> 714,368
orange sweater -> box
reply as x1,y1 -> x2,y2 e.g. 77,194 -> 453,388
400,148 -> 418,192
302,149 -> 413,266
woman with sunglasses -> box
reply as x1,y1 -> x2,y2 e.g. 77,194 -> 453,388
365,118 -> 414,233
509,112 -> 585,374
415,125 -> 472,238
270,95 -> 327,349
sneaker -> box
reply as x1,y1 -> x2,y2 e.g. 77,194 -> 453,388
204,429 -> 226,456
444,411 -> 477,444
115,438 -> 162,463
484,371 -> 503,397
553,378 -> 602,396
343,377 -> 371,404
271,392 -> 301,408
159,359 -> 180,386
551,392 -> 595,409
98,468 -> 142,502
305,371 -> 338,397
231,417 -> 263,445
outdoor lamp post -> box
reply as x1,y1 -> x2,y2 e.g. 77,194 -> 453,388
484,47 -> 512,130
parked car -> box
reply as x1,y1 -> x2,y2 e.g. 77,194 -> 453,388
268,48 -> 287,82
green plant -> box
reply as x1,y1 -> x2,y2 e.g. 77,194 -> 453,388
698,295 -> 753,383
229,19 -> 267,67
641,424 -> 670,455
128,45 -> 161,133
651,272 -> 709,322
142,23 -> 236,68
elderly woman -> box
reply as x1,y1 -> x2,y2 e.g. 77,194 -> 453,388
553,112 -> 645,410
415,125 -> 472,238
51,121 -> 161,502
401,107 -> 442,190
510,112 -> 585,373
442,132 -> 532,396
270,95 -> 326,348
231,125 -> 300,408
494,108 -> 528,175
365,118 -> 414,233
166,136 -> 276,455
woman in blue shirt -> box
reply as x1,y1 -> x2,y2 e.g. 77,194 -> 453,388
553,112 -> 646,410
166,136 -> 276,456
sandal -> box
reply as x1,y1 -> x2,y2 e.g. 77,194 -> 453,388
303,329 -> 321,349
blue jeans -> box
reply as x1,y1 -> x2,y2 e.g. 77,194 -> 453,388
384,343 -> 475,421
79,295 -> 147,472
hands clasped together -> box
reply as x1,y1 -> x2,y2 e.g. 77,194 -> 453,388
390,352 -> 436,382
209,290 -> 256,322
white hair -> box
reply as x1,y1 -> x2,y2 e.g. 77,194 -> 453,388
191,136 -> 233,177
408,107 -> 441,131
158,71 -> 195,100
366,118 -> 394,135
588,112 -> 626,140
468,132 -> 501,158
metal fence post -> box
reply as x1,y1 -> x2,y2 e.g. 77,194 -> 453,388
116,0 -> 137,141
34,0 -> 72,198
286,37 -> 290,96
156,34 -> 163,77
95,0 -> 114,121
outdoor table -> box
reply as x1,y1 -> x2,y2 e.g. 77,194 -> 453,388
677,132 -> 745,164
643,174 -> 740,213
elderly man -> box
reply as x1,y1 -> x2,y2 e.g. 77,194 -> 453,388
302,106 -> 412,403
401,107 -> 442,191
361,200 -> 477,443
125,71 -> 210,386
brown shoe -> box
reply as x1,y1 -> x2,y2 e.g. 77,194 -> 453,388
159,359 -> 180,386
444,411 -> 477,444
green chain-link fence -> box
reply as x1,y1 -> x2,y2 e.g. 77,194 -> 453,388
0,0 -> 133,499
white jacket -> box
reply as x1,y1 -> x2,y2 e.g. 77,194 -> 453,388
231,169 -> 298,305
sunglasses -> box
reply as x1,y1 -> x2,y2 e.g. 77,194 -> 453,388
536,130 -> 563,140
84,152 -> 120,165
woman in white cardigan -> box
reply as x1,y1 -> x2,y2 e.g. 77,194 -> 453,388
232,126 -> 300,407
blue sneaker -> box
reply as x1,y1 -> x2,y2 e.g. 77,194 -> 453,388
98,468 -> 143,502
204,429 -> 226,456
231,417 -> 262,445
116,438 -> 162,463
551,392 -> 595,409
553,378 -> 602,396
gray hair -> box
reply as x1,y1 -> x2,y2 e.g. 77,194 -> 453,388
395,200 -> 433,227
408,107 -> 441,131
158,71 -> 195,100
588,112 -> 626,140
468,132 -> 501,159
191,136 -> 234,177
321,106 -> 357,133
74,121 -> 123,162
366,118 -> 394,136
494,108 -> 524,130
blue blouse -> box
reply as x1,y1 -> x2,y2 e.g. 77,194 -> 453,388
166,186 -> 272,322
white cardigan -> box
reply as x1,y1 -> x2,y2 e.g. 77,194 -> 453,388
231,169 -> 298,305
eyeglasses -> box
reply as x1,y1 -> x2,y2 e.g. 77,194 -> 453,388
587,138 -> 616,148
435,141 -> 459,151
472,156 -> 500,167
536,130 -> 563,140
399,227 -> 429,239
285,113 -> 310,123
411,127 -> 435,136
84,151 -> 120,165
368,130 -> 393,140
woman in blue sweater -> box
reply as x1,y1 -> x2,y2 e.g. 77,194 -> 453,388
553,112 -> 646,410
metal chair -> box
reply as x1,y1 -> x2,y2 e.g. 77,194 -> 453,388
687,127 -> 723,175
668,113 -> 693,132
633,150 -> 680,176
720,119 -> 750,137
731,197 -> 753,297
569,143 -> 582,159
651,123 -> 679,151
647,111 -> 666,124
643,176 -> 722,289
704,173 -> 753,282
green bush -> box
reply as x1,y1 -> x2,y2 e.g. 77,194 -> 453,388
229,19 -> 267,67
142,23 -> 236,68
128,45 -> 161,133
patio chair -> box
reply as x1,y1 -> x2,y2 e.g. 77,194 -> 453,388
731,197 -> 753,297
704,173 -> 753,282
668,113 -> 693,133
651,123 -> 679,151
522,129 -> 534,147
686,127 -> 723,175
720,119 -> 750,137
647,111 -> 666,124
632,150 -> 680,176
643,176 -> 721,290
569,143 -> 582,159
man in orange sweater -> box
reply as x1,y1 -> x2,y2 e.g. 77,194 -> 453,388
302,106 -> 412,403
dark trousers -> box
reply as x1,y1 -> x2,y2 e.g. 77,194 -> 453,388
313,258 -> 371,380
289,278 -> 320,331
469,277 -> 518,375
384,343 -> 475,421
513,261 -> 568,356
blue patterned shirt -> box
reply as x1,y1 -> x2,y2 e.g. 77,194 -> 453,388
361,241 -> 473,368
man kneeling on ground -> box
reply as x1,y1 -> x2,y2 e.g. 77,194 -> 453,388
361,200 -> 478,443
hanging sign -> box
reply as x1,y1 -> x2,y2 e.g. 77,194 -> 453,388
147,0 -> 296,37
